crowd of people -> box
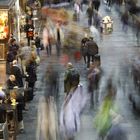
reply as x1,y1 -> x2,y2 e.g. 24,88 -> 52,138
1,0 -> 139,139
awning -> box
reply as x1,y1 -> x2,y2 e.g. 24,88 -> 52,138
0,0 -> 16,10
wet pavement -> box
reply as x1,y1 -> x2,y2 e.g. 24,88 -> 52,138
17,2 -> 140,140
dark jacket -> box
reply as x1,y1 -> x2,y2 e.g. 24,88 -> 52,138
81,37 -> 89,56
16,93 -> 24,122
6,79 -> 18,90
6,51 -> 15,63
10,65 -> 23,87
0,104 -> 6,123
35,36 -> 41,48
26,61 -> 37,83
9,44 -> 19,56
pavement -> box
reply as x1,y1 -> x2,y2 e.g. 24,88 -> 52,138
17,2 -> 140,140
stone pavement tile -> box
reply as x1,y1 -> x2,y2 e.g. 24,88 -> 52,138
75,129 -> 97,140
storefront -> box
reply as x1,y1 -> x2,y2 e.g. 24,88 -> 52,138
0,0 -> 16,87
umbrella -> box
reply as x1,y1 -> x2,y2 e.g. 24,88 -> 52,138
41,7 -> 70,25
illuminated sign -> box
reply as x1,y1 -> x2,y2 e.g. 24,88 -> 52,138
0,10 -> 8,40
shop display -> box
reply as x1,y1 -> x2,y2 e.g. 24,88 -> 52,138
0,11 -> 8,40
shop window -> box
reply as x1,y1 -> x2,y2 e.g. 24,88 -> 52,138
0,11 -> 8,40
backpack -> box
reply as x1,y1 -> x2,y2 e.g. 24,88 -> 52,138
67,69 -> 80,87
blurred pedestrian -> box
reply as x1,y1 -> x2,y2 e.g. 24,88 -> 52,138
94,79 -> 116,139
34,32 -> 41,56
121,11 -> 129,32
60,84 -> 88,140
42,25 -> 52,56
74,1 -> 81,21
86,4 -> 94,26
86,37 -> 99,68
81,33 -> 89,64
36,95 -> 58,140
135,19 -> 140,46
54,22 -> 64,57
64,62 -> 80,97
45,64 -> 59,99
87,62 -> 101,106
25,20 -> 34,46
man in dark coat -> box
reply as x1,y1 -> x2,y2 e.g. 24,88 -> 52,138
81,34 -> 90,64
34,32 -> 41,56
9,38 -> 19,56
24,20 -> 34,46
10,60 -> 23,88
86,37 -> 99,68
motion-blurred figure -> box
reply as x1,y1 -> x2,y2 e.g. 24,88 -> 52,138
86,3 -> 94,26
121,11 -> 129,33
60,84 -> 88,140
87,62 -> 101,107
64,62 -> 80,97
45,64 -> 59,99
94,79 -> 117,139
36,95 -> 58,140
42,24 -> 52,56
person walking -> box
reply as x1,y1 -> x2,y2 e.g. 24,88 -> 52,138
25,20 -> 34,46
87,62 -> 101,107
54,22 -> 64,57
45,64 -> 59,99
34,32 -> 41,56
121,11 -> 129,33
86,4 -> 94,26
42,25 -> 52,56
60,83 -> 88,140
64,62 -> 80,97
74,1 -> 81,21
